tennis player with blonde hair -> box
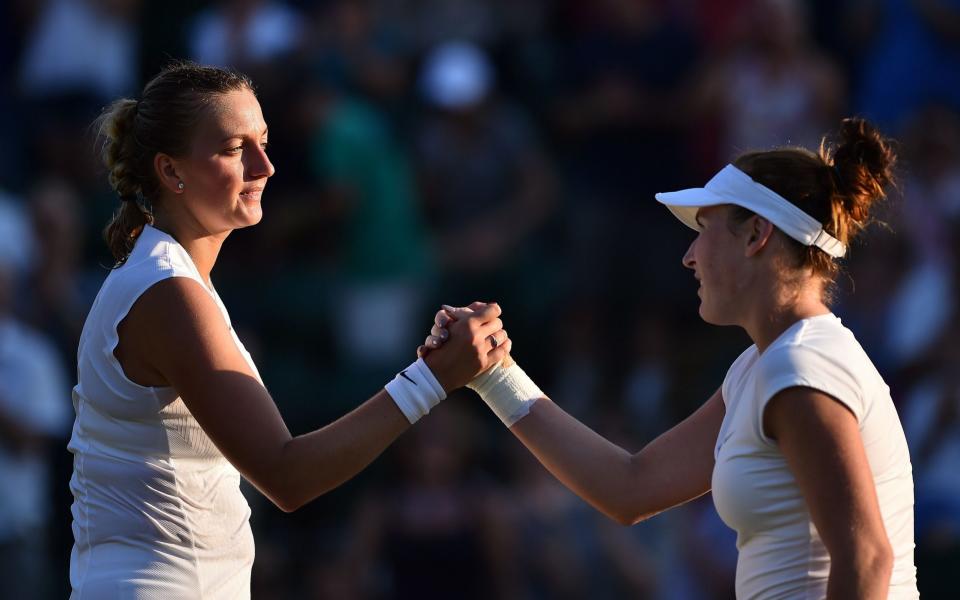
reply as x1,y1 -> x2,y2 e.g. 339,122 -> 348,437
69,62 -> 510,599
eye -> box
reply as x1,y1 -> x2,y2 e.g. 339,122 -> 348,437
260,141 -> 269,151
224,145 -> 243,155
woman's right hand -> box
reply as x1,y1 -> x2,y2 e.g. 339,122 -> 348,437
421,303 -> 511,393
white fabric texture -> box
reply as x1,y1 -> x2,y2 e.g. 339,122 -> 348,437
712,313 -> 917,599
69,226 -> 259,599
385,357 -> 445,424
468,362 -> 545,426
655,164 -> 847,257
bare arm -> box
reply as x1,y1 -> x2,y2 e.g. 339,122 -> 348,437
509,388 -> 725,525
121,277 -> 507,512
764,387 -> 893,599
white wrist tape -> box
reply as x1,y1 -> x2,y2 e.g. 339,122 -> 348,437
468,363 -> 545,427
385,358 -> 446,424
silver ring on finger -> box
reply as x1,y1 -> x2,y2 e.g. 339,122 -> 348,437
488,333 -> 499,349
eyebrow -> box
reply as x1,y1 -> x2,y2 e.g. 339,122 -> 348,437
220,127 -> 269,143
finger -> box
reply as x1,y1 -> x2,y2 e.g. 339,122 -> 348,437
430,324 -> 449,341
435,308 -> 456,328
501,340 -> 516,368
425,334 -> 443,348
476,318 -> 503,337
485,329 -> 508,352
468,301 -> 489,311
417,344 -> 429,358
487,338 -> 513,365
468,302 -> 501,323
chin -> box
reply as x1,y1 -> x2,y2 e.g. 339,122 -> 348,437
698,305 -> 717,324
237,204 -> 263,227
697,301 -> 721,325
699,304 -> 737,327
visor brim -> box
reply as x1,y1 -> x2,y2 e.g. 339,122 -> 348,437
654,188 -> 729,232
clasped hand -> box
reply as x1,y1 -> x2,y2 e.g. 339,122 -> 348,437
418,302 -> 514,392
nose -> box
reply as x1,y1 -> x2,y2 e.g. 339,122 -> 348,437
247,144 -> 275,179
682,237 -> 697,270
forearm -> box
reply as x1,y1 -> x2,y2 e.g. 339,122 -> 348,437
476,371 -> 723,527
511,398 -> 648,525
271,390 -> 409,511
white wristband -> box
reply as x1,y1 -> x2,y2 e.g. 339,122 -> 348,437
468,363 -> 545,427
385,358 -> 446,424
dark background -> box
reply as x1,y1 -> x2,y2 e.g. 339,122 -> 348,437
2,0 -> 959,597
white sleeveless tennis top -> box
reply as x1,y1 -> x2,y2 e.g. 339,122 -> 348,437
712,314 -> 917,599
69,225 -> 260,599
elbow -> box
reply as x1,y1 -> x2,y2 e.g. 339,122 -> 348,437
836,538 -> 894,583
264,486 -> 305,513
611,513 -> 637,527
857,537 -> 893,579
867,541 -> 894,580
260,476 -> 316,513
272,495 -> 304,513
608,505 -> 645,527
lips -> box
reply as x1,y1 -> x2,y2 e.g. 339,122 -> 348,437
239,187 -> 264,200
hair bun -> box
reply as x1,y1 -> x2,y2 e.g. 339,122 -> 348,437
827,117 -> 897,226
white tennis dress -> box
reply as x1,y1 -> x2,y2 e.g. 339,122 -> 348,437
69,225 -> 260,599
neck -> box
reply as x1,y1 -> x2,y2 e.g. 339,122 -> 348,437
150,216 -> 229,287
742,279 -> 830,353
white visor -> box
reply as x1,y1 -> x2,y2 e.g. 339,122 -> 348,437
655,164 -> 846,258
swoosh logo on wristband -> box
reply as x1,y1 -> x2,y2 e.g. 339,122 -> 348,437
399,370 -> 417,385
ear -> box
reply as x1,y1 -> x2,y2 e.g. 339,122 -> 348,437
154,153 -> 185,195
744,215 -> 775,257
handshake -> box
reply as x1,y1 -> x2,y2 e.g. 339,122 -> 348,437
385,302 -> 544,428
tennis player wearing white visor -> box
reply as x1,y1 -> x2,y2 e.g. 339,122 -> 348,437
422,117 -> 918,599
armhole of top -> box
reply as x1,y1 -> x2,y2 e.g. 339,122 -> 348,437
757,381 -> 862,448
107,274 -> 212,394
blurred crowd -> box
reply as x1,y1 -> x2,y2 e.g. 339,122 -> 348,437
1,0 -> 960,597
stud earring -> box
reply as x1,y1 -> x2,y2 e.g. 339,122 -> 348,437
177,181 -> 185,190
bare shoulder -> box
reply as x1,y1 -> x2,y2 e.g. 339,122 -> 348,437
117,276 -> 240,387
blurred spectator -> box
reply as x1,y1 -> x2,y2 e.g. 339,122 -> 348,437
188,0 -> 304,70
0,190 -> 36,278
901,318 -> 960,597
415,41 -> 557,304
666,496 -> 738,600
391,0 -> 500,49
621,315 -> 673,443
306,0 -> 414,112
693,0 -> 845,161
856,0 -> 960,133
19,0 -> 139,100
18,0 -> 139,184
549,298 -> 603,420
332,404 -> 519,599
307,82 -> 435,370
505,406 -> 674,599
0,220 -> 72,600
840,107 -> 960,371
22,177 -> 90,365
551,0 -> 700,332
